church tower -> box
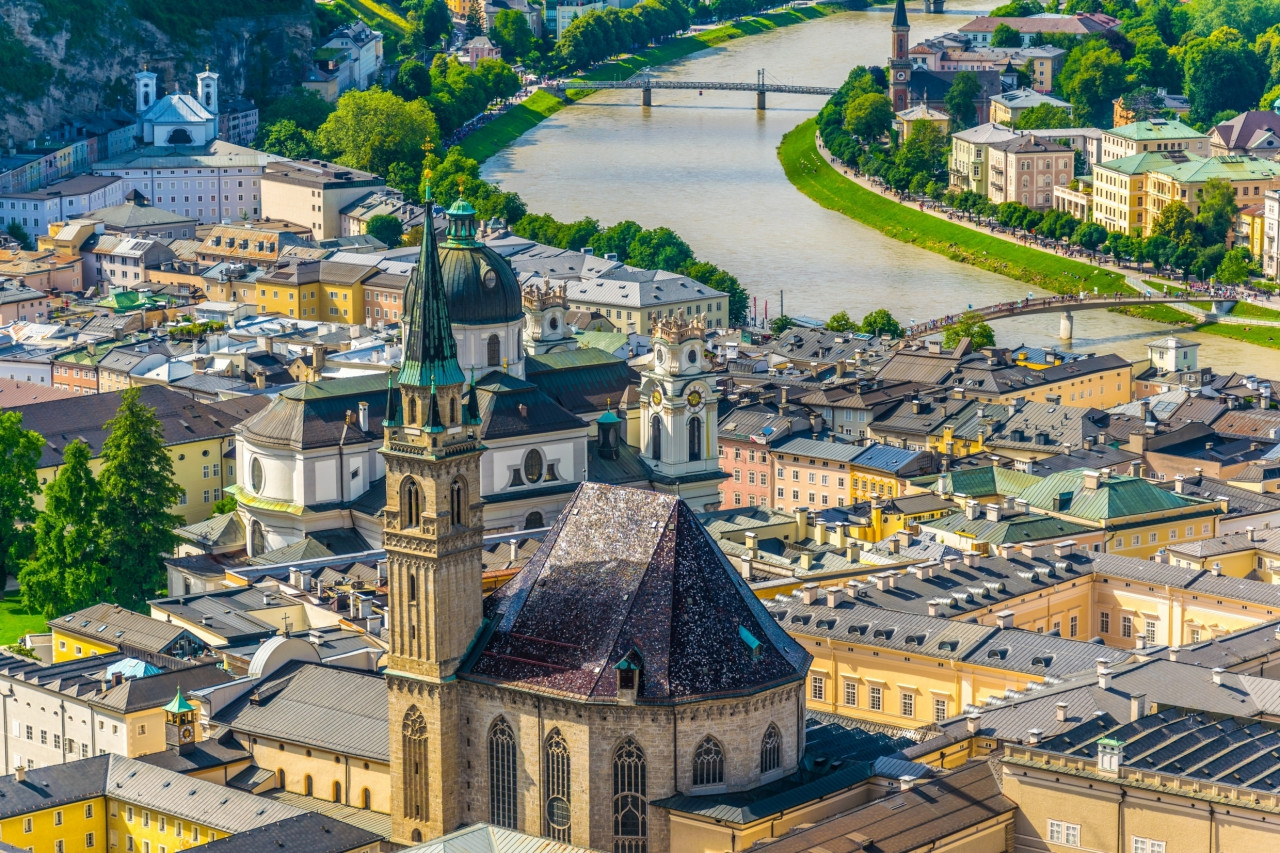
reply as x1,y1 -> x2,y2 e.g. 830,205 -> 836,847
889,0 -> 911,113
383,183 -> 485,845
521,276 -> 575,355
638,312 -> 725,512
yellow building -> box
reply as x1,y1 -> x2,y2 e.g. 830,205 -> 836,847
770,437 -> 860,512
1165,527 -> 1280,580
248,257 -> 376,321
1090,150 -> 1180,236
1145,154 -> 1280,224
564,270 -> 730,335
51,602 -> 209,663
1237,201 -> 1266,256
11,385 -> 248,525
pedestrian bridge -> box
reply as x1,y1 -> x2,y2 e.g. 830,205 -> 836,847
904,293 -> 1221,341
558,69 -> 836,108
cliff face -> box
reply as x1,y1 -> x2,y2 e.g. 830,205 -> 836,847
0,0 -> 316,144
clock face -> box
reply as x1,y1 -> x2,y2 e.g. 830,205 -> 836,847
651,389 -> 663,408
179,724 -> 194,742
687,390 -> 703,411
896,71 -> 906,81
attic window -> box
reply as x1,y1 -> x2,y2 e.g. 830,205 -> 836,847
739,625 -> 763,661
987,647 -> 1009,660
873,628 -> 894,640
97,626 -> 105,633
1032,655 -> 1053,667
938,639 -> 959,651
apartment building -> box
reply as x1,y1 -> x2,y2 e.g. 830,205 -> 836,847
1099,118 -> 1208,163
251,258 -> 379,321
988,88 -> 1072,127
949,122 -> 1020,195
1145,154 -> 1280,222
771,436 -> 861,512
260,160 -> 384,241
985,135 -> 1074,210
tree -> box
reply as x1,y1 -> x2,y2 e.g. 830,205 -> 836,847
1216,247 -> 1251,284
1014,103 -> 1073,129
365,214 -> 404,248
1192,244 -> 1226,281
895,120 -> 948,180
1171,244 -> 1198,281
825,310 -> 857,332
19,440 -> 104,618
4,222 -> 32,251
256,119 -> 317,159
490,9 -> 534,60
1142,233 -> 1176,272
211,494 -> 238,516
465,0 -> 485,37
627,227 -> 694,272
407,0 -> 453,54
395,59 -> 433,100
990,23 -> 1024,48
316,88 -> 441,178
945,71 -> 982,129
681,261 -> 748,327
0,412 -> 42,593
588,220 -> 642,262
1195,178 -> 1239,245
1060,41 -> 1129,127
843,93 -> 894,141
990,0 -> 1043,15
259,87 -> 333,131
858,309 -> 903,338
97,388 -> 184,610
1182,27 -> 1265,124
769,315 -> 796,336
1072,222 -> 1107,258
943,312 -> 996,349
1150,199 -> 1198,244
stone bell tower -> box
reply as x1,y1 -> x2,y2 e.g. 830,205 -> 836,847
889,0 -> 912,112
638,312 -> 725,512
383,182 -> 485,845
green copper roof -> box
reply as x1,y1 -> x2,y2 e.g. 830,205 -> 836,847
444,196 -> 480,248
1149,154 -> 1280,183
1105,118 -> 1204,142
597,409 -> 620,425
163,689 -> 196,715
399,197 -> 465,389
1020,470 -> 1208,520
447,199 -> 476,216
1095,150 -> 1192,176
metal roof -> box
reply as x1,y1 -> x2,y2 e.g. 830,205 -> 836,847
399,823 -> 597,853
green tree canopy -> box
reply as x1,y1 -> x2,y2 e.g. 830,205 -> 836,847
4,222 -> 32,251
19,439 -> 104,618
682,261 -> 748,327
859,309 -> 903,338
990,23 -> 1024,48
465,0 -> 484,37
769,315 -> 796,336
316,87 -> 441,178
211,495 -> 238,516
1071,222 -> 1108,255
1195,177 -> 1239,245
0,412 -> 42,592
1014,103 -> 1074,129
825,310 -> 857,332
260,87 -> 334,131
989,0 -> 1043,16
628,227 -> 694,271
1060,40 -> 1129,127
97,388 -> 184,610
1150,199 -> 1198,244
943,312 -> 996,349
1182,26 -> 1265,123
588,220 -> 643,262
1216,246 -> 1251,284
256,119 -> 317,160
366,214 -> 404,248
1192,244 -> 1226,281
895,120 -> 948,181
945,71 -> 982,129
395,59 -> 433,101
490,9 -> 535,60
844,93 -> 895,141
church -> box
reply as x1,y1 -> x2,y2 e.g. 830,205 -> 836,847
380,198 -> 812,850
210,194 -> 725,563
134,68 -> 222,147
888,0 -> 1001,126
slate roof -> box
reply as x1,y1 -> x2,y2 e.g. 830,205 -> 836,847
524,348 -> 639,415
149,589 -> 279,644
133,731 -> 252,773
475,372 -> 585,440
236,373 -> 387,450
1156,474 -> 1280,521
750,761 -> 1015,853
195,812 -> 381,853
213,660 -> 389,761
463,483 -> 810,702
1213,110 -> 1280,150
12,385 -> 245,467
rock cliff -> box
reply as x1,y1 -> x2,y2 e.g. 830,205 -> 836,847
0,0 -> 316,144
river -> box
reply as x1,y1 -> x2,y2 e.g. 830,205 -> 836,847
483,1 -> 1265,372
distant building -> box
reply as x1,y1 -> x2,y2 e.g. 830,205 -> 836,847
1100,118 -> 1208,163
83,188 -> 200,239
0,175 -> 123,237
261,160 -> 385,241
894,104 -> 951,140
889,0 -> 1001,124
985,134 -> 1074,209
303,21 -> 385,102
949,122 -> 1020,195
1112,87 -> 1191,127
463,35 -> 502,67
1209,108 -> 1280,158
989,88 -> 1073,127
958,11 -> 1121,47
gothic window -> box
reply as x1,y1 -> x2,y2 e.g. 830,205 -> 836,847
408,572 -> 417,602
688,416 -> 702,461
406,395 -> 417,425
487,334 -> 501,366
612,738 -> 647,853
692,736 -> 724,787
524,511 -> 544,530
650,415 -> 662,462
333,781 -> 342,802
304,775 -> 313,796
450,478 -> 468,527
544,729 -> 571,841
361,788 -> 371,809
402,706 -> 429,821
488,717 -> 518,829
760,725 -> 781,774
450,395 -> 458,425
402,477 -> 422,529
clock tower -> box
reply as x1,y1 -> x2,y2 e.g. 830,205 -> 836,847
638,312 -> 725,512
163,689 -> 198,755
889,0 -> 911,112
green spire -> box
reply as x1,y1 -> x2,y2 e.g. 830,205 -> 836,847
444,192 -> 480,248
425,375 -> 445,433
163,688 -> 195,715
382,370 -> 401,427
465,367 -> 481,425
398,193 -> 465,389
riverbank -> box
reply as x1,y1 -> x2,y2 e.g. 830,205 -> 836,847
461,3 -> 847,163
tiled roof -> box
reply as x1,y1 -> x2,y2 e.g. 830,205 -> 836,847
464,483 -> 810,702
194,812 -> 381,853
52,603 -> 197,654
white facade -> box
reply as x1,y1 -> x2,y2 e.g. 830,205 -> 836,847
0,177 -> 123,235
1264,189 -> 1280,280
96,159 -> 268,226
455,319 -> 527,380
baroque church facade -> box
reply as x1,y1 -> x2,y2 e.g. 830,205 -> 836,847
383,187 -> 811,850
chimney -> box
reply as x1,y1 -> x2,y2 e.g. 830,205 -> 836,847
14,766 -> 25,783
801,583 -> 821,605
112,672 -> 123,687
966,713 -> 981,735
1027,728 -> 1043,745
928,602 -> 941,617
1055,702 -> 1068,723
1247,526 -> 1257,542
253,369 -> 266,390
985,503 -> 1002,522
1083,470 -> 1100,490
825,587 -> 845,607
1053,540 -> 1075,558
1174,474 -> 1185,494
1098,668 -> 1113,689
780,387 -> 788,406
875,574 -> 890,591
995,610 -> 1014,630
965,499 -> 981,520
963,551 -> 981,567
1130,693 -> 1148,722
745,531 -> 759,559
844,542 -> 860,563
799,553 -> 813,570
942,555 -> 960,573
358,401 -> 369,432
1212,667 -> 1224,685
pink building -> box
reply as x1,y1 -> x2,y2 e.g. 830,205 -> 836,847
986,135 -> 1074,210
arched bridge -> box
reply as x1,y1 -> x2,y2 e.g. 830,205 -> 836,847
904,293 -> 1218,341
558,68 -> 836,109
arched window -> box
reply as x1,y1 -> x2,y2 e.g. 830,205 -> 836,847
450,395 -> 458,425
688,416 -> 702,462
612,738 -> 647,853
401,477 -> 422,529
304,775 -> 313,796
760,724 -> 781,775
450,478 -> 468,528
544,729 -> 571,841
333,781 -> 342,802
524,511 -> 544,530
488,717 -> 517,829
692,736 -> 724,787
277,769 -> 286,790
361,788 -> 371,809
402,706 -> 429,821
166,128 -> 193,145
487,334 -> 502,367
408,572 -> 417,603
407,396 -> 418,425
650,415 -> 662,462
411,830 -> 423,843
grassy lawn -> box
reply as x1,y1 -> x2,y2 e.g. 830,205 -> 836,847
1230,300 -> 1280,320
328,0 -> 410,36
1194,322 -> 1280,351
1114,304 -> 1198,324
460,90 -> 570,162
778,119 -> 1134,299
0,598 -> 46,646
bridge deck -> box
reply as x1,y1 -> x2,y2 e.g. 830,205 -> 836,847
904,295 -> 1190,339
563,79 -> 837,95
